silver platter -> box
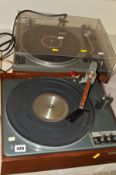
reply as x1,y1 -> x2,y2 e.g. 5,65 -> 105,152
33,93 -> 69,122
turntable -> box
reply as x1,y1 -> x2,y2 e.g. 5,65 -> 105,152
1,75 -> 116,174
13,12 -> 116,82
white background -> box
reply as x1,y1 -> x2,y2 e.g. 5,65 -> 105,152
0,0 -> 116,34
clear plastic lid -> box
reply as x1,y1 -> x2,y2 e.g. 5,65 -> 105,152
15,12 -> 116,74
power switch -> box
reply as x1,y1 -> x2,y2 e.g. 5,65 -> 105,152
15,56 -> 25,64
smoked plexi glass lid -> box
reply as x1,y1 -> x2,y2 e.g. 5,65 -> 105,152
15,12 -> 116,73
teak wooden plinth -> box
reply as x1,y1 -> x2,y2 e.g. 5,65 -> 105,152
0,71 -> 110,83
1,148 -> 116,175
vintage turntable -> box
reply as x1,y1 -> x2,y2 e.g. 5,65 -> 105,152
13,12 -> 116,82
1,73 -> 116,175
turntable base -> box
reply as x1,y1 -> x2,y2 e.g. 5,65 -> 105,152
2,148 -> 116,175
1,76 -> 116,175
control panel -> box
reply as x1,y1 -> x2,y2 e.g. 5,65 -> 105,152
92,131 -> 116,145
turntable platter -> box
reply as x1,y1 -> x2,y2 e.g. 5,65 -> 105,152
6,78 -> 94,147
33,93 -> 69,122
